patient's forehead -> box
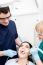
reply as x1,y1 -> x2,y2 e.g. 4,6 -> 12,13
20,42 -> 30,48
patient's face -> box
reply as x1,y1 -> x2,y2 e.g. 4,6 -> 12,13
18,43 -> 30,59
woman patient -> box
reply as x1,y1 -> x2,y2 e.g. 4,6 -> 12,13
5,41 -> 34,65
5,41 -> 43,65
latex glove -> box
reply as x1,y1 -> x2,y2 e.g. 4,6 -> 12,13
30,47 -> 40,61
3,49 -> 17,58
30,47 -> 38,54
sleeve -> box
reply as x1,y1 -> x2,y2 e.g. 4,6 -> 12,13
10,20 -> 18,39
14,22 -> 18,39
5,60 -> 12,65
32,63 -> 35,65
29,61 -> 35,65
5,59 -> 17,65
31,63 -> 35,65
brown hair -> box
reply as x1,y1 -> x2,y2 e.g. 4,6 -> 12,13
20,41 -> 32,48
0,6 -> 10,14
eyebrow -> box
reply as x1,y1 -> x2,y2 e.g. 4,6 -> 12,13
26,45 -> 30,48
19,44 -> 29,47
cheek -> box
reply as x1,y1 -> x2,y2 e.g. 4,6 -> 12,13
25,49 -> 30,54
0,20 -> 6,24
25,51 -> 29,57
39,35 -> 43,39
0,20 -> 3,23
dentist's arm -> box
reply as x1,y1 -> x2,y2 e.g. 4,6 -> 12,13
36,59 -> 43,65
15,37 -> 22,46
30,47 -> 43,65
0,49 -> 17,57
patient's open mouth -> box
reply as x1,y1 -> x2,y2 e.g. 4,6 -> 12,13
21,50 -> 25,54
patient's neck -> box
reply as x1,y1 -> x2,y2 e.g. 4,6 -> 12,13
17,58 -> 29,65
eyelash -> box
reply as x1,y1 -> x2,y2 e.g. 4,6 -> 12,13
26,46 -> 29,48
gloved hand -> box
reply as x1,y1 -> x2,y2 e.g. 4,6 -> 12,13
3,49 -> 17,58
30,47 -> 40,61
30,47 -> 38,54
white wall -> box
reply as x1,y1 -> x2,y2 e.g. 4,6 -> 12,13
11,13 -> 43,45
10,0 -> 43,45
13,14 -> 43,45
9,0 -> 38,16
3,0 -> 43,45
15,14 -> 38,45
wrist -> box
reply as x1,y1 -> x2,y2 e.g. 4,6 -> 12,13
0,51 -> 4,56
32,53 -> 40,62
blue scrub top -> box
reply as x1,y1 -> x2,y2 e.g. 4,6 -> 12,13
0,20 -> 18,65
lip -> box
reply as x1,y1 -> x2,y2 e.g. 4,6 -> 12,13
20,50 -> 25,54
